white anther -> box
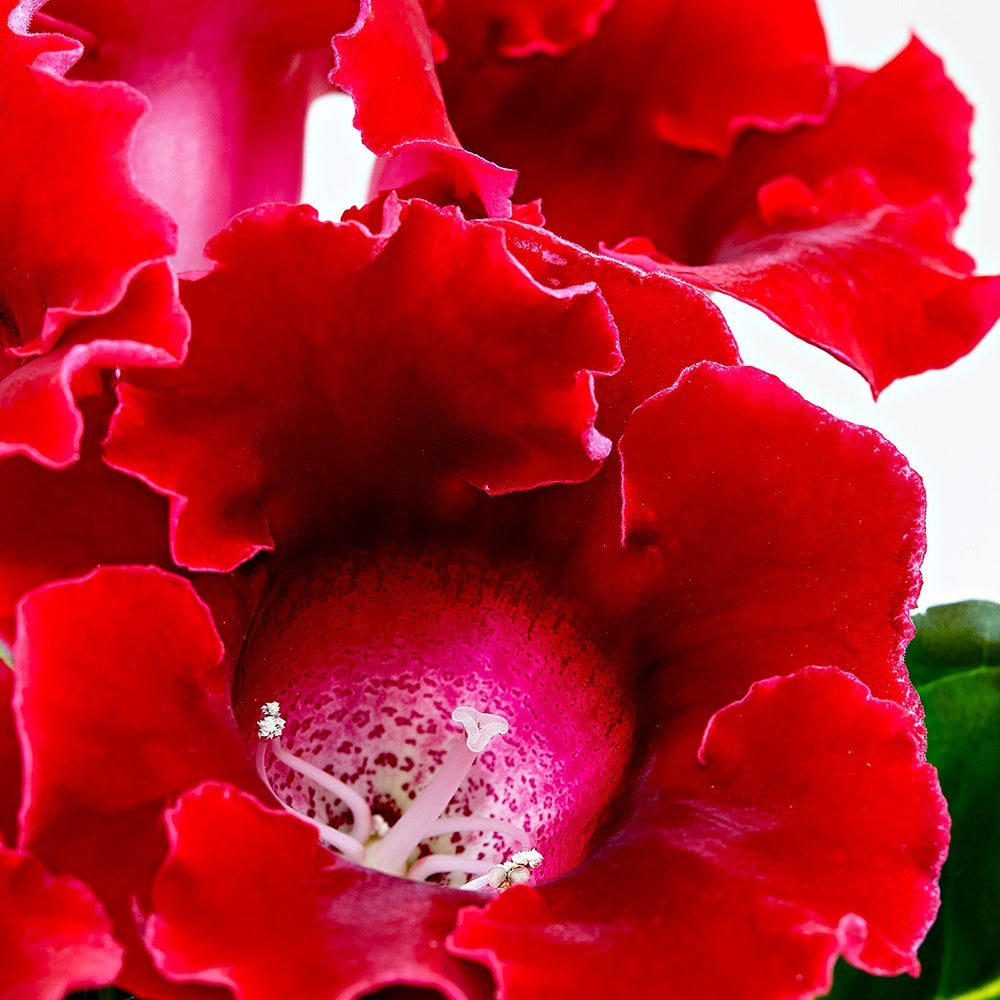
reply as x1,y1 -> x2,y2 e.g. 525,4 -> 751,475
509,849 -> 543,869
257,702 -> 286,740
451,706 -> 509,752
372,814 -> 390,838
486,864 -> 509,889
483,848 -> 544,890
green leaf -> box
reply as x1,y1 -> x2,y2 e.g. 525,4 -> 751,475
905,601 -> 1000,688
827,601 -> 1000,999
0,638 -> 11,670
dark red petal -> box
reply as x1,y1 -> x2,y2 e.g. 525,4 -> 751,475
0,664 -> 19,845
614,171 -> 1000,395
0,8 -> 176,353
147,782 -> 493,1000
13,567 -> 258,996
434,0 -> 613,57
437,0 -> 832,165
333,0 -> 515,217
490,219 -> 738,439
0,418 -> 172,645
450,668 -> 947,999
106,200 -> 620,572
0,845 -> 123,998
615,363 -> 925,729
0,262 -> 188,466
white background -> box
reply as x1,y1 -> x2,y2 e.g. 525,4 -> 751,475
302,1 -> 1000,609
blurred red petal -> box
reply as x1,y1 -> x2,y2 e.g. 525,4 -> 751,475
42,0 -> 353,267
13,566 -> 258,996
434,0 -> 614,58
0,665 -> 19,845
0,845 -> 123,999
438,0 -> 832,167
0,6 -> 176,353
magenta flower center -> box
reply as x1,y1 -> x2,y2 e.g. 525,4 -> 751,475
233,545 -> 637,886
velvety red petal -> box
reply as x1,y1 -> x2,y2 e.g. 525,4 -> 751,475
614,171 -> 1000,395
13,566 -> 259,996
0,7 -> 176,353
614,363 -> 925,730
0,414 -> 172,645
333,0 -> 516,217
450,668 -> 947,999
0,262 -> 187,466
490,218 -> 738,439
0,845 -> 123,998
147,782 -> 493,1000
434,0 -> 613,57
106,199 -> 620,572
0,664 -> 19,845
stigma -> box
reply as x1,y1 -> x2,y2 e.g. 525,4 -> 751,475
255,702 -> 543,890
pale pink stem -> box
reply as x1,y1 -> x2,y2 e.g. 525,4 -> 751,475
425,815 -> 529,846
271,739 -> 373,843
254,744 -> 365,862
407,852 -> 494,883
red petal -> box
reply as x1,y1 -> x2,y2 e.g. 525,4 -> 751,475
0,845 -> 123,998
12,567 -> 259,995
0,416 -> 172,645
434,0 -> 613,57
437,28 -> 972,281
615,363 -> 925,730
0,8 -> 176,353
450,668 -> 947,999
437,0 -> 832,165
106,200 -> 620,572
0,665 -> 19,845
0,262 -> 187,466
490,219 -> 738,438
333,0 -> 516,217
614,171 -> 1000,395
41,0 -> 354,268
147,782 -> 493,999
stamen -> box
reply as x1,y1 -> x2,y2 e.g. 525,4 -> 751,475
407,852 -> 494,883
269,740 -> 373,843
255,702 -> 373,844
254,741 -> 365,862
461,848 -> 544,892
425,815 -> 530,846
365,706 -> 510,876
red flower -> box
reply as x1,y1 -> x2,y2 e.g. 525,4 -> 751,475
2,196 -> 947,997
0,0 -> 959,996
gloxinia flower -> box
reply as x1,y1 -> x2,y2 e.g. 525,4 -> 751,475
0,0 -> 971,996
431,0 -> 1000,394
2,193 -> 947,999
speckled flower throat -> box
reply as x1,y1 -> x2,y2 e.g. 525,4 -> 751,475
233,546 -> 635,889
